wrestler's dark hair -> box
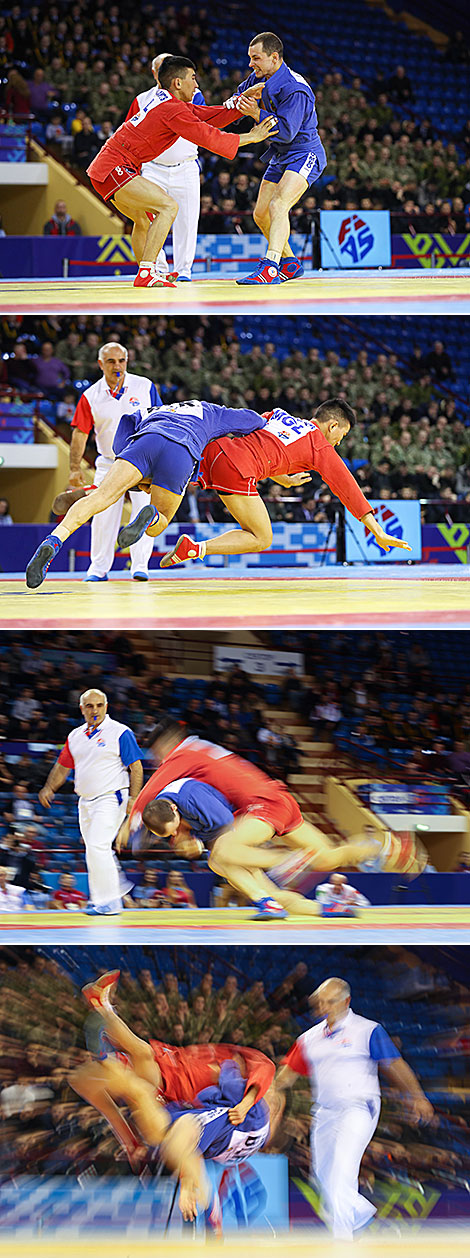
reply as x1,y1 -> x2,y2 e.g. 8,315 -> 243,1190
314,398 -> 357,429
158,56 -> 196,90
249,32 -> 283,58
140,718 -> 188,750
143,799 -> 177,835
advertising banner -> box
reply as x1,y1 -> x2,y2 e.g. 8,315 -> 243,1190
422,523 -> 470,564
368,783 -> 449,814
319,210 -> 391,268
0,233 -> 312,279
1,231 -> 468,278
290,1175 -> 470,1225
0,522 -> 336,572
345,500 -> 422,563
213,646 -> 305,676
392,232 -> 470,269
0,1159 -> 289,1235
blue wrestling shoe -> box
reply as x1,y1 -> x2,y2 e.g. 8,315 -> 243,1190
176,275 -> 192,282
118,505 -> 159,548
132,571 -> 149,581
252,896 -> 288,921
86,900 -> 123,916
236,259 -> 281,285
26,534 -> 63,588
279,257 -> 305,281
84,574 -> 108,582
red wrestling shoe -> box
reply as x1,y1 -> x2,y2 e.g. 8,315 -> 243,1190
133,266 -> 176,288
82,969 -> 120,1011
160,534 -> 207,568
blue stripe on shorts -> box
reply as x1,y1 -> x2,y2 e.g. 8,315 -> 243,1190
264,141 -> 327,187
117,432 -> 197,495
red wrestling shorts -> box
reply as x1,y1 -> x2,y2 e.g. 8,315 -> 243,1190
88,157 -> 141,202
235,781 -> 303,835
199,439 -> 259,497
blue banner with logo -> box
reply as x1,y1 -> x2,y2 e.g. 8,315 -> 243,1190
345,499 -> 422,563
0,1160 -> 289,1234
319,210 -> 391,268
0,233 -> 312,279
0,522 -> 337,572
368,782 -> 449,814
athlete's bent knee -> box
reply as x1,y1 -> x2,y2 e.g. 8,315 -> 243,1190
208,837 -> 229,872
161,195 -> 178,221
248,520 -> 272,552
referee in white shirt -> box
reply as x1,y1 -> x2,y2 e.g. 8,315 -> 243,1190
39,688 -> 144,915
276,977 -> 434,1240
68,341 -> 162,581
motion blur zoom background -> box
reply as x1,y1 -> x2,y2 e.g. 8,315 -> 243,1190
1,945 -> 470,1233
1,629 -> 470,909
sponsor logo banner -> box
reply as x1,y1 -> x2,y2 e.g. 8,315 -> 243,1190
320,211 -> 391,268
345,500 -> 422,563
422,523 -> 469,564
393,232 -> 470,269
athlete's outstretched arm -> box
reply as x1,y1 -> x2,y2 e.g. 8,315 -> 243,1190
313,444 -> 412,552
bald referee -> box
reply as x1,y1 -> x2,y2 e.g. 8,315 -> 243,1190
68,340 -> 162,581
275,977 -> 434,1240
39,689 -> 144,915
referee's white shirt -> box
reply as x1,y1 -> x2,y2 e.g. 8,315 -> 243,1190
283,1009 -> 400,1108
58,714 -> 141,799
71,374 -> 161,461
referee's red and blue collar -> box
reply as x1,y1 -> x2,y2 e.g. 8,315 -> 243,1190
106,371 -> 128,400
84,714 -> 109,739
322,1008 -> 353,1037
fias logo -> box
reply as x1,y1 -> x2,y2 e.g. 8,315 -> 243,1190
338,213 -> 374,263
365,504 -> 403,554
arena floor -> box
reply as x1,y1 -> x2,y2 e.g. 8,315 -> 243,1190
2,1227 -> 470,1258
2,268 -> 470,315
1,905 -> 468,945
3,566 -> 469,629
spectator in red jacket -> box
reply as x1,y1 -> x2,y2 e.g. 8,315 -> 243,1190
43,201 -> 82,237
50,873 -> 87,910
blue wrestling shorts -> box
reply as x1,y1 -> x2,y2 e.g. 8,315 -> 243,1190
263,140 -> 327,187
117,431 -> 198,495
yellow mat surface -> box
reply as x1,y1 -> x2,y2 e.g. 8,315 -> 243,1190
2,575 -> 469,629
2,270 -> 469,315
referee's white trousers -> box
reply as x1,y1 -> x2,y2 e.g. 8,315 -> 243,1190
87,454 -> 154,579
141,158 -> 200,278
311,1101 -> 379,1240
79,791 -> 131,907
